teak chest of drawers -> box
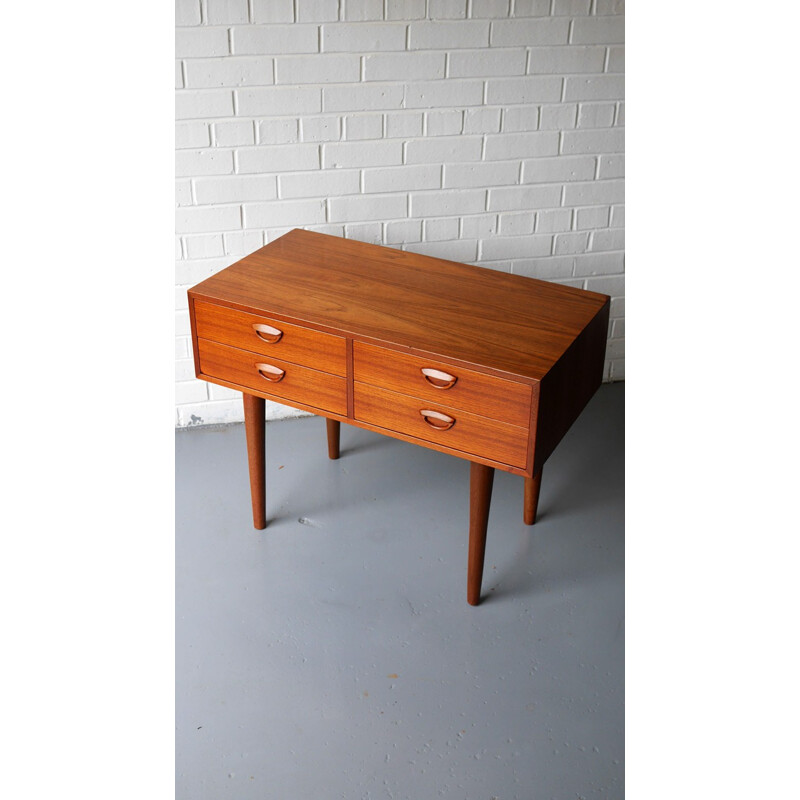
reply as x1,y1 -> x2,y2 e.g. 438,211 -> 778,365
188,228 -> 610,606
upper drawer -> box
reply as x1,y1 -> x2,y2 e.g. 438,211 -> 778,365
193,299 -> 347,376
353,341 -> 531,429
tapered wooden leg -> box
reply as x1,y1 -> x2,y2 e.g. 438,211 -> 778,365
524,469 -> 543,526
468,462 -> 495,606
326,418 -> 340,460
242,392 -> 266,530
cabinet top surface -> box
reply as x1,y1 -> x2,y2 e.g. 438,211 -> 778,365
189,229 -> 609,381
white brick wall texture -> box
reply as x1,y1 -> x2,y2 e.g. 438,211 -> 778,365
175,0 -> 625,427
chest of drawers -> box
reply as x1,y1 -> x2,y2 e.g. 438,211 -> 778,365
188,228 -> 610,605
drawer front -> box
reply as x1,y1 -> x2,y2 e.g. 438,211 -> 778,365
194,299 -> 347,376
353,342 -> 531,428
354,382 -> 528,468
199,339 -> 347,416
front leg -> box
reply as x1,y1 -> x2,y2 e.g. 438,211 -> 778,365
467,461 -> 495,606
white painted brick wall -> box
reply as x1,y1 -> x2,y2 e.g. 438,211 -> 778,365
175,0 -> 625,427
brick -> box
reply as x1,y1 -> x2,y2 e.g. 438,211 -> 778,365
536,208 -> 572,232
278,169 -> 361,199
469,0 -> 512,18
175,205 -> 241,233
344,114 -> 383,140
175,180 -> 193,206
585,275 -> 624,296
485,76 -> 562,104
561,128 -> 624,154
554,232 -> 589,255
405,79 -> 484,109
176,0 -> 201,26
596,0 -> 625,14
484,131 -> 559,159
565,75 -> 625,102
410,189 -> 486,217
479,234 -> 552,260
184,233 -> 225,259
611,318 -> 625,338
298,0 -> 339,21
345,222 -> 383,244
540,104 -> 578,130
405,239 -> 478,262
176,380 -> 208,404
257,118 -> 299,145
575,206 -> 610,229
563,179 -> 624,205
237,86 -> 321,115
175,149 -> 233,177
501,106 -> 540,132
363,164 -> 441,193
237,144 -> 320,173
323,84 -> 404,112
206,0 -> 248,24
577,102 -> 616,128
429,0 -> 467,18
527,45 -> 606,74
607,46 -> 624,73
385,220 -> 423,243
243,199 -> 326,228
512,0 -> 550,15
301,116 -> 342,142
589,229 -> 624,252
499,212 -> 534,235
175,256 -> 232,284
425,110 -> 463,136
448,48 -> 527,77
615,102 -> 625,126
610,204 -> 624,228
463,107 -> 501,133
522,155 -> 595,183
552,0 -> 590,13
364,52 -> 446,82
322,139 -> 402,167
461,213 -> 498,239
176,237 -> 184,260
328,194 -> 407,223
408,21 -> 490,49
387,0 -> 426,19
343,0 -> 385,20
604,339 -> 624,361
176,61 -> 183,89
322,23 -> 406,52
214,120 -> 255,146
176,121 -> 210,149
487,184 -> 562,211
598,154 -> 624,178
305,224 -> 344,237
512,256 -> 574,280
443,161 -> 519,188
609,359 -> 624,381
184,57 -> 273,88
232,25 -> 319,55
194,175 -> 277,204
275,55 -> 361,84
404,135 -> 483,163
424,217 -> 460,241
490,18 -> 569,46
223,230 -> 264,255
176,27 -> 229,58
175,90 -> 233,119
252,0 -> 294,23
571,16 -> 625,44
573,251 -> 624,277
386,112 -> 424,138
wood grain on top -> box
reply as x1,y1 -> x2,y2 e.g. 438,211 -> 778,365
188,228 -> 609,382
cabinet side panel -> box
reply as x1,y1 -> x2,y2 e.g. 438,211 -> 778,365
533,298 -> 610,474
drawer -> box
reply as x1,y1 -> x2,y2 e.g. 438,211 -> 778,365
353,342 -> 531,428
193,299 -> 347,376
198,338 -> 347,416
354,382 -> 528,469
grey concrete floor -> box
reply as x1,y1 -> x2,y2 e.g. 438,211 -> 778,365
176,383 -> 624,799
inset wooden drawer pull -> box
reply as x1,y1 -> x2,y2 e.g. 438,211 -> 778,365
252,323 -> 283,343
421,367 -> 457,389
256,363 -> 285,382
420,409 -> 455,431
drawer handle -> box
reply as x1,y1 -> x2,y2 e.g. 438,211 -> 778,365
252,323 -> 283,344
421,367 -> 457,389
420,409 -> 455,431
256,363 -> 285,383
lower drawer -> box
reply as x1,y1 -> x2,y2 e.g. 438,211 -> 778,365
198,338 -> 347,416
354,382 -> 529,468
